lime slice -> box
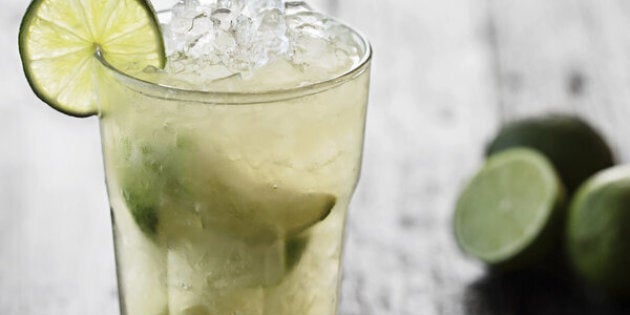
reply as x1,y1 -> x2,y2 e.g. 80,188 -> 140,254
19,0 -> 165,117
454,148 -> 566,270
567,165 -> 630,299
486,114 -> 615,194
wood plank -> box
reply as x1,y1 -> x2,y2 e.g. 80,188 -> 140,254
333,1 -> 499,314
489,0 -> 630,161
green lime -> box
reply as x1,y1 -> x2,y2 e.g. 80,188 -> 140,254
486,114 -> 615,194
567,165 -> 630,299
455,148 -> 566,270
19,0 -> 165,117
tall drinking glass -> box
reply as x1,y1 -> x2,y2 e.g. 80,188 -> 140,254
96,20 -> 371,315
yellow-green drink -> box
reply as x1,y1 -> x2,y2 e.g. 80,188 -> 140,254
96,2 -> 371,314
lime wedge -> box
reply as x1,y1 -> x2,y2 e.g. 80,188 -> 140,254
116,136 -> 335,241
454,148 -> 566,270
567,165 -> 630,299
19,0 -> 165,117
285,235 -> 310,271
116,135 -> 194,236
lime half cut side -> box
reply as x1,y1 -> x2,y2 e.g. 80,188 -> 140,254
567,165 -> 630,299
19,0 -> 165,117
454,148 -> 565,270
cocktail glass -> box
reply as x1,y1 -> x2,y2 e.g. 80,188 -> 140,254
96,11 -> 371,315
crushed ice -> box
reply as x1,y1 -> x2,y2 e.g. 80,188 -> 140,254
160,0 -> 361,81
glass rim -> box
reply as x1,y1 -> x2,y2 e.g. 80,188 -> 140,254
96,26 -> 372,105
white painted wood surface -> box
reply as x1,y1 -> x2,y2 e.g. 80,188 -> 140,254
489,0 -> 630,161
2,0 -> 630,314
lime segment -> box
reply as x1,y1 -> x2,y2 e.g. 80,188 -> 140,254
455,148 -> 565,269
19,0 -> 165,117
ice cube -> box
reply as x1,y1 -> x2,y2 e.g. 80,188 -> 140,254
284,1 -> 313,15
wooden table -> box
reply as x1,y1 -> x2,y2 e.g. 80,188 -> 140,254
3,0 -> 630,314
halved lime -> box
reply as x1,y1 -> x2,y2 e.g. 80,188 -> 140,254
19,0 -> 165,117
486,114 -> 615,194
567,165 -> 630,299
454,148 -> 566,270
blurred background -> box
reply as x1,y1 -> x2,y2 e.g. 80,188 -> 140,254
3,0 -> 630,314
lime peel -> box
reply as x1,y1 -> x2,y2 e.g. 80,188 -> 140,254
486,114 -> 615,194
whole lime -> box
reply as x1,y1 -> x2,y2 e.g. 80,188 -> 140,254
567,165 -> 630,299
486,114 -> 615,194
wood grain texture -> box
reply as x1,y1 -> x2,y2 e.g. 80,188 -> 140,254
3,0 -> 630,314
489,0 -> 630,161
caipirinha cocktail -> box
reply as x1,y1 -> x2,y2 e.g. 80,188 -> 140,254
19,0 -> 371,314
